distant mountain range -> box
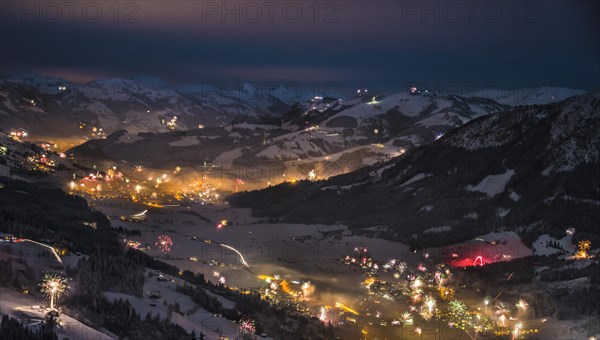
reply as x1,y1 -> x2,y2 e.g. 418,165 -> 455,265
0,71 -> 296,136
0,71 -> 585,135
228,91 -> 600,248
0,71 -> 590,177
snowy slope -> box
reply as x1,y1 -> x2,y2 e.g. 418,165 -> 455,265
0,287 -> 115,340
104,270 -> 241,340
229,91 -> 600,248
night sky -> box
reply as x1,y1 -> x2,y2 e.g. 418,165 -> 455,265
1,0 -> 598,96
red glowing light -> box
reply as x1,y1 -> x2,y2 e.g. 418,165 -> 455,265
473,256 -> 484,266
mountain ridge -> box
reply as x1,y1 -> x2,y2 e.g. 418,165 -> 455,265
228,91 -> 600,248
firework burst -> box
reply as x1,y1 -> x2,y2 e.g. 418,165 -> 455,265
576,240 -> 591,258
401,312 -> 414,325
155,235 -> 173,254
397,262 -> 407,274
516,299 -> 529,312
39,274 -> 69,310
495,301 -> 510,317
239,318 -> 256,334
213,271 -> 227,285
579,240 -> 591,251
411,291 -> 423,304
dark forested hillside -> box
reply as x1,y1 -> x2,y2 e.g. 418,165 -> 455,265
0,178 -> 118,254
229,91 -> 600,248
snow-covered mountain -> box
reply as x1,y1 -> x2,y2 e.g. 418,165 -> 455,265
229,91 -> 600,248
0,71 -> 296,137
67,91 -> 510,173
1,71 -> 585,139
2,71 -> 590,177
